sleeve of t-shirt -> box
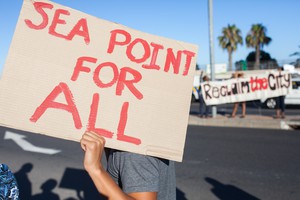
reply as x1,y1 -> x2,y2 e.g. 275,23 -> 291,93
119,153 -> 160,194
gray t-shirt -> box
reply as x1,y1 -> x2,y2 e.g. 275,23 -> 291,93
107,150 -> 176,200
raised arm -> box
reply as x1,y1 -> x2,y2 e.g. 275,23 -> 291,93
80,132 -> 157,200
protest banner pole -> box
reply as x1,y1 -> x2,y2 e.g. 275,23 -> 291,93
208,0 -> 217,117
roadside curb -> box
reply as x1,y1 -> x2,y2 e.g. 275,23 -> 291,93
188,114 -> 300,130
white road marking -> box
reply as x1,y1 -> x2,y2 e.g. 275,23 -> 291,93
4,131 -> 61,155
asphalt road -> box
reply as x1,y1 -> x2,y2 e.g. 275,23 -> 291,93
177,126 -> 300,200
1,125 -> 300,200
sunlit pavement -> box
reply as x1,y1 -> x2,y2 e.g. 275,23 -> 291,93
188,114 -> 300,130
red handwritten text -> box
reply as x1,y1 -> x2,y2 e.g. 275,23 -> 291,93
71,56 -> 143,100
25,2 -> 90,44
108,29 -> 195,76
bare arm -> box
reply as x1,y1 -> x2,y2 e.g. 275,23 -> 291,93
80,132 -> 157,200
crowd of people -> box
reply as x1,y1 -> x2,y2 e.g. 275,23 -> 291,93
197,67 -> 286,119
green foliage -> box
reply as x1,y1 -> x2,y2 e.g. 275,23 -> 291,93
246,51 -> 272,62
290,45 -> 300,57
218,24 -> 243,71
246,51 -> 278,70
246,24 -> 272,49
290,46 -> 300,68
245,24 -> 272,69
218,24 -> 243,53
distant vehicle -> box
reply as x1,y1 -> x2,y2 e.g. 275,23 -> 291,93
191,74 -> 200,102
262,74 -> 300,108
192,86 -> 200,102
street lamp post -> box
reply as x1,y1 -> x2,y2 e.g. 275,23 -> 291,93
208,0 -> 217,117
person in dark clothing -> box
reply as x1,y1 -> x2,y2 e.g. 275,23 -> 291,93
199,75 -> 211,118
274,67 -> 286,119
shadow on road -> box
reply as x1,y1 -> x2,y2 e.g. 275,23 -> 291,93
14,163 -> 33,200
14,163 -> 106,200
60,167 -> 106,199
205,177 -> 261,200
32,179 -> 60,200
176,188 -> 188,200
14,161 -> 188,200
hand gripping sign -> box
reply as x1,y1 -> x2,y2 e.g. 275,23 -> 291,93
0,0 -> 198,162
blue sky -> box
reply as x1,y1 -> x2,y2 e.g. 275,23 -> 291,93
1,0 -> 299,75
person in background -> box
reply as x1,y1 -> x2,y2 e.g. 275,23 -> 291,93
199,75 -> 211,118
80,131 -> 176,200
230,72 -> 246,118
0,163 -> 20,200
274,67 -> 286,119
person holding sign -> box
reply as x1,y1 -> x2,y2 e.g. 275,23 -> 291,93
199,75 -> 211,118
80,131 -> 176,200
274,67 -> 286,119
229,72 -> 247,118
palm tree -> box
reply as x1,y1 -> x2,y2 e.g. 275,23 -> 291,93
218,24 -> 243,72
290,45 -> 300,68
290,45 -> 300,57
246,24 -> 272,69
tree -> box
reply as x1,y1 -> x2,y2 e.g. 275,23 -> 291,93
289,45 -> 300,57
245,24 -> 272,70
246,50 -> 271,62
218,24 -> 243,71
290,46 -> 300,68
246,50 -> 278,69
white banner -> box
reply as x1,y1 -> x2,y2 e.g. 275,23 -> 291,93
201,71 -> 291,105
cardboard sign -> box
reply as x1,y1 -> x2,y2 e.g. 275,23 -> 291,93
201,71 -> 291,105
0,0 -> 198,162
